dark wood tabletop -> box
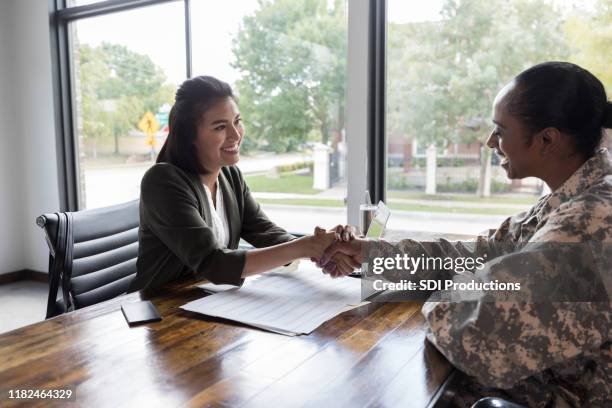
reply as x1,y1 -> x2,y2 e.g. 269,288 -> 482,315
0,276 -> 454,408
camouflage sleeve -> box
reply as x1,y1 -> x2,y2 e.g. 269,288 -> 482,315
423,300 -> 610,389
377,207 -> 532,269
530,190 -> 612,244
422,204 -> 612,389
364,221 -> 517,284
363,238 -> 476,283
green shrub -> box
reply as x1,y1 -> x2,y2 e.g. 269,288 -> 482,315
388,174 -> 510,194
275,161 -> 313,173
492,180 -> 511,193
437,178 -> 478,193
388,174 -> 411,189
411,157 -> 472,168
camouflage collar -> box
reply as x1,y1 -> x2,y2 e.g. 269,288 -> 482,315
537,148 -> 611,222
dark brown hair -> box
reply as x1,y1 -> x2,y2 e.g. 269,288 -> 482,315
508,61 -> 611,158
157,76 -> 235,174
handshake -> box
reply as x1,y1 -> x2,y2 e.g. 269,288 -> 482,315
303,225 -> 366,278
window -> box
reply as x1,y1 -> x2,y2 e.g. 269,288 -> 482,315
191,0 -> 348,234
70,2 -> 186,209
54,0 -> 353,234
67,0 -> 104,6
385,0 -> 610,235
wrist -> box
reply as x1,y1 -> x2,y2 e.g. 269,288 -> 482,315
358,238 -> 370,258
293,236 -> 313,258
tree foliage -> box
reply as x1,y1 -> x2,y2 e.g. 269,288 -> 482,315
387,0 -> 569,149
563,0 -> 612,95
232,0 -> 347,153
78,43 -> 175,152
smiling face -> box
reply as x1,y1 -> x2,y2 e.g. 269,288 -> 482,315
486,82 -> 542,180
193,97 -> 243,173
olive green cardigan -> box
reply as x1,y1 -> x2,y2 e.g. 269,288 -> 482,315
129,163 -> 294,292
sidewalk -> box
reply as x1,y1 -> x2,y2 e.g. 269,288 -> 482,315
251,191 -> 532,210
259,204 -> 505,236
83,152 -> 310,173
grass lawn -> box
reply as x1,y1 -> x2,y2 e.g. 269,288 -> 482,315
246,172 -> 534,215
245,173 -> 321,195
387,190 -> 538,206
257,198 -> 344,207
387,202 -> 517,216
257,198 -> 519,216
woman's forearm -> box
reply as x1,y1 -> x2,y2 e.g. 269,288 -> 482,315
241,228 -> 340,278
241,237 -> 309,278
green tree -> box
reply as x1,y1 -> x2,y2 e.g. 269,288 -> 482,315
564,0 -> 612,94
79,44 -> 112,158
232,0 -> 347,153
78,43 -> 175,155
387,0 -> 569,195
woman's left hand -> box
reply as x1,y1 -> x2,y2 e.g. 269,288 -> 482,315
302,227 -> 340,260
309,224 -> 356,265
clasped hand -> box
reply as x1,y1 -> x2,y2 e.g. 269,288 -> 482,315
309,225 -> 365,278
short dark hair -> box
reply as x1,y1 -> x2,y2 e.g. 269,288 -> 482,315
508,61 -> 612,157
157,76 -> 235,174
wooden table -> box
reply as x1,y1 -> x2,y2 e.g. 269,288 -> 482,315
0,277 -> 453,408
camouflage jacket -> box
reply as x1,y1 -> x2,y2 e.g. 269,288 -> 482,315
369,148 -> 612,407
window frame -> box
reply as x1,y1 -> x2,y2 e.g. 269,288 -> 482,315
368,0 -> 387,205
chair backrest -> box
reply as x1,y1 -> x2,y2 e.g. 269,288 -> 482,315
37,199 -> 139,317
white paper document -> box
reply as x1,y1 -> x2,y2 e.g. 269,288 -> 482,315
197,260 -> 299,294
197,282 -> 241,294
181,262 -> 366,335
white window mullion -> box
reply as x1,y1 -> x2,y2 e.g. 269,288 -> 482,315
346,0 -> 371,227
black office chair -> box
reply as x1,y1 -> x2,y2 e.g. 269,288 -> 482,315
471,397 -> 526,408
433,370 -> 528,408
36,199 -> 140,318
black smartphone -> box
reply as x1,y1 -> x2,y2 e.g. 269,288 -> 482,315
121,300 -> 162,326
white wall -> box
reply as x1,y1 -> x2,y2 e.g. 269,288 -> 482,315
0,0 -> 61,274
0,0 -> 26,274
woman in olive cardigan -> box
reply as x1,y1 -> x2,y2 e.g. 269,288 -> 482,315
129,76 -> 356,292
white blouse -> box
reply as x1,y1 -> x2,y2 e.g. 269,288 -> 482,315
202,181 -> 230,248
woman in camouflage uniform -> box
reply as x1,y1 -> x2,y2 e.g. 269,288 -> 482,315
320,62 -> 611,407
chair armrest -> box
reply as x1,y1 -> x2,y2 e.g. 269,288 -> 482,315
471,397 -> 527,408
36,213 -> 59,256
